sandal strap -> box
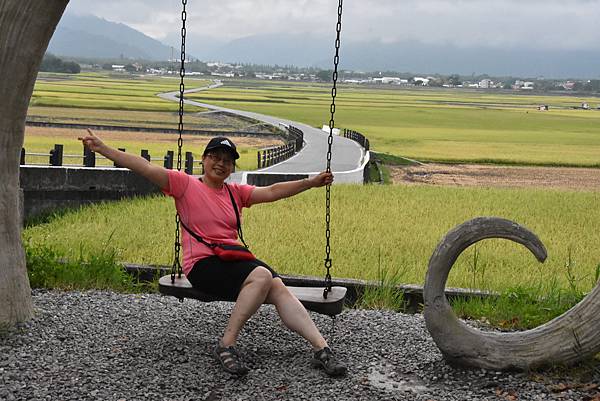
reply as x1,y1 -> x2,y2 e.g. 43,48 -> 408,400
217,347 -> 240,369
215,345 -> 249,375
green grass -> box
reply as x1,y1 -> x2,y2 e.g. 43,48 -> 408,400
452,284 -> 586,330
24,239 -> 151,292
23,185 -> 600,294
187,80 -> 600,166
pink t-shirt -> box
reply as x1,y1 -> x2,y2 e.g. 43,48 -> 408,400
162,170 -> 255,275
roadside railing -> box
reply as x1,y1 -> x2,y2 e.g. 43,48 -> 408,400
20,144 -> 207,175
343,128 -> 370,150
256,125 -> 304,169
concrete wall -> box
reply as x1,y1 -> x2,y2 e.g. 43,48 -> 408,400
245,173 -> 309,186
19,166 -> 161,221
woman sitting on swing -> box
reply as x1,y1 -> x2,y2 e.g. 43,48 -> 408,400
79,129 -> 347,377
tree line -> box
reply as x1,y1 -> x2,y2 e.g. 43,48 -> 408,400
40,54 -> 81,74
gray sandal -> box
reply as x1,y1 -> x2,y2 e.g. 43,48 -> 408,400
214,344 -> 249,376
311,347 -> 347,377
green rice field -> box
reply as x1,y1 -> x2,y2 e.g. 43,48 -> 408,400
31,72 -> 208,112
27,74 -> 600,167
23,185 -> 600,293
188,80 -> 600,166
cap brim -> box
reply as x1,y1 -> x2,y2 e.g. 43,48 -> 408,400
205,145 -> 240,160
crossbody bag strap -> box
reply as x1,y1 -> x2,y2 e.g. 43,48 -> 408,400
224,183 -> 249,249
179,220 -> 216,248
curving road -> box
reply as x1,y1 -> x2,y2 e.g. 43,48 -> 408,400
158,80 -> 368,184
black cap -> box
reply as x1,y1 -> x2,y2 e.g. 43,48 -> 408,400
203,136 -> 240,160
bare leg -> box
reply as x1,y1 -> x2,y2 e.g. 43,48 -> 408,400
221,267 -> 273,347
265,278 -> 327,350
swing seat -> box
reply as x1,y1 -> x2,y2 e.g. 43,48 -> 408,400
158,275 -> 347,316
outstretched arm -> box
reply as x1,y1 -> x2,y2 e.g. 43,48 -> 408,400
78,129 -> 169,189
248,172 -> 334,205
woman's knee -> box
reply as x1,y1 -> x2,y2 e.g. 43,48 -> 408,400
244,266 -> 273,290
267,278 -> 293,303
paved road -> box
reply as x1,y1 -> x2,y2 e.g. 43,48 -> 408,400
158,81 -> 367,183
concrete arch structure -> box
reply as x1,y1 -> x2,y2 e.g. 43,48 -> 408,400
424,217 -> 600,370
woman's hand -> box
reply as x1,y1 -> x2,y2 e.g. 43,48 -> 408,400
78,128 -> 106,154
309,171 -> 334,188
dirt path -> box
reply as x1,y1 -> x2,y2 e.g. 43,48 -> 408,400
389,163 -> 600,191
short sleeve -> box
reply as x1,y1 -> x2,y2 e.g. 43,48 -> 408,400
232,183 -> 255,208
161,170 -> 190,198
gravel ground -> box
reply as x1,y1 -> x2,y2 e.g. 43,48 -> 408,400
1,290 -> 598,401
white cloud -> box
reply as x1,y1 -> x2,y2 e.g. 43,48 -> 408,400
64,0 -> 600,50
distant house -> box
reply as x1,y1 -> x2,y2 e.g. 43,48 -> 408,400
582,102 -> 590,110
111,65 -> 125,72
479,79 -> 493,89
413,77 -> 429,86
538,105 -> 549,111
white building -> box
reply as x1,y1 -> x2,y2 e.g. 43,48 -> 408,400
479,79 -> 493,89
412,77 -> 430,86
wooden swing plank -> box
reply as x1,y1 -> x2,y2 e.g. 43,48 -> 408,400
158,275 -> 347,316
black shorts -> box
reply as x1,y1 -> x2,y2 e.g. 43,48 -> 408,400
187,256 -> 279,301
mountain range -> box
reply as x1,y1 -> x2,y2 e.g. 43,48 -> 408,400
48,14 -> 600,79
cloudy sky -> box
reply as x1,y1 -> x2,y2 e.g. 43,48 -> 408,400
64,0 -> 600,50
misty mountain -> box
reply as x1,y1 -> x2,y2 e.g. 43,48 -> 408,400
197,34 -> 600,79
48,15 -> 600,78
48,14 -> 173,60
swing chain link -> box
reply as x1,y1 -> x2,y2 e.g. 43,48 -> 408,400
172,0 -> 187,284
324,0 -> 343,299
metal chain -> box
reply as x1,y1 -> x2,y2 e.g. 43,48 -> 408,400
329,315 -> 337,342
171,0 -> 187,284
323,0 -> 343,299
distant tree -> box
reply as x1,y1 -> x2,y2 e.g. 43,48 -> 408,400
429,78 -> 443,87
102,63 -> 113,70
316,70 -> 332,82
448,74 -> 462,86
584,80 -> 600,92
63,61 -> 81,74
124,63 -> 137,73
39,53 -> 80,74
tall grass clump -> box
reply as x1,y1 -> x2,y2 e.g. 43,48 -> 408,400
24,239 -> 147,292
452,249 -> 597,330
356,247 -> 406,311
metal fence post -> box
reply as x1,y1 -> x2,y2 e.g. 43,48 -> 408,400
20,148 -> 25,165
83,145 -> 96,167
141,149 -> 150,162
49,144 -> 63,166
164,150 -> 174,169
185,151 -> 194,174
